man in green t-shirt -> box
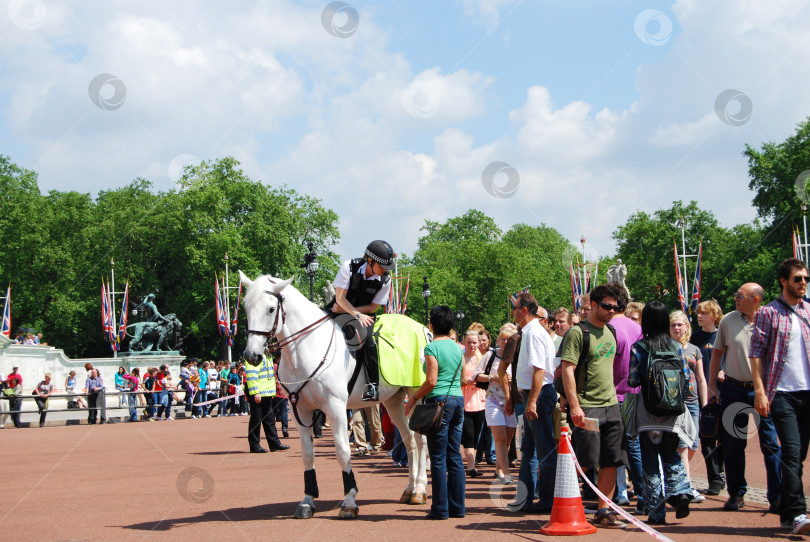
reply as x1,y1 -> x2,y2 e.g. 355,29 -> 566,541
560,283 -> 626,529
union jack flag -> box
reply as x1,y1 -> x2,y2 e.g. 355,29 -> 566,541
101,281 -> 118,350
118,281 -> 129,344
689,242 -> 703,316
1,286 -> 10,338
510,286 -> 531,308
674,242 -> 686,312
571,263 -> 584,310
215,274 -> 230,344
230,281 -> 242,341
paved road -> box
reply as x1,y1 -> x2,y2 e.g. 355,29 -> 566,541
1,412 -> 804,541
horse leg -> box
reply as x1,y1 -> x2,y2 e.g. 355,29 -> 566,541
294,411 -> 319,519
385,390 -> 427,505
323,400 -> 358,519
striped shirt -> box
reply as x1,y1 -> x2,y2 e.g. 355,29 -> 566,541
750,295 -> 810,401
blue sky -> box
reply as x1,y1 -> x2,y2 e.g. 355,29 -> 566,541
2,0 -> 809,270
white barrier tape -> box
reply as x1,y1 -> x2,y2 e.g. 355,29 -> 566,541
193,390 -> 244,407
565,433 -> 676,542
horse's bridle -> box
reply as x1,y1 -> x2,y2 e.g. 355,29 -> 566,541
245,290 -> 333,351
244,287 -> 334,428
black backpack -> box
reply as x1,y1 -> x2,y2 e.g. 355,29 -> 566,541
636,340 -> 687,417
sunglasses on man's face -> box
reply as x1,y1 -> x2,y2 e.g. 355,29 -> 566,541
792,275 -> 810,284
597,301 -> 622,312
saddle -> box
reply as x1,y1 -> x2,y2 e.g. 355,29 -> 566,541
329,312 -> 430,387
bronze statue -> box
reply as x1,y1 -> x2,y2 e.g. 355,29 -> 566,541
127,293 -> 182,352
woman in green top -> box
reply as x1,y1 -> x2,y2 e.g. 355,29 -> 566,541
406,306 -> 466,519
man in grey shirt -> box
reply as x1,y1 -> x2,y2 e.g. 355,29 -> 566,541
707,282 -> 781,513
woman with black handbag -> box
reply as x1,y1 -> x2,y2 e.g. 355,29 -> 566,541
473,323 -> 518,483
405,305 -> 466,520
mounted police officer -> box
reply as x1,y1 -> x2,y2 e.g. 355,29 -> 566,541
325,240 -> 395,401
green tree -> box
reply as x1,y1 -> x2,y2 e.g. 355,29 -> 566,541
745,117 -> 810,242
0,156 -> 341,359
401,210 -> 574,334
613,201 -> 777,314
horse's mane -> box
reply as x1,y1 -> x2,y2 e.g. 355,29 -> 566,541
244,274 -> 308,305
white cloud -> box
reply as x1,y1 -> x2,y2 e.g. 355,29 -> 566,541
3,0 -> 810,264
649,113 -> 718,147
462,0 -> 520,30
510,86 -> 625,164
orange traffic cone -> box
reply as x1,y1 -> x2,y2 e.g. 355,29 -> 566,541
540,426 -> 597,536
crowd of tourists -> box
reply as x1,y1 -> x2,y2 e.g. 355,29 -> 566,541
4,254 -> 810,536
383,257 -> 810,535
0,359 -> 289,435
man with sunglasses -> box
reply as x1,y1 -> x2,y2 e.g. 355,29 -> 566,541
559,284 -> 626,529
750,258 -> 810,534
707,281 -> 781,514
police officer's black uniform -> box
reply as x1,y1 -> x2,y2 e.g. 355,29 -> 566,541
325,240 -> 395,401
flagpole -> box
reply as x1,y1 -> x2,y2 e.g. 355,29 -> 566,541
1,284 -> 10,338
225,253 -> 232,363
110,259 -> 118,357
677,217 -> 691,307
799,202 -> 807,263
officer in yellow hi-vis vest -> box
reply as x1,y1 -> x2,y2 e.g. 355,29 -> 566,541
245,357 -> 290,453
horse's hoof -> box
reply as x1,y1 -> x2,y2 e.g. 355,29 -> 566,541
399,490 -> 414,504
338,506 -> 359,519
410,491 -> 427,505
294,504 -> 315,519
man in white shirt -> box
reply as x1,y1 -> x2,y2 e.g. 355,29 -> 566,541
512,293 -> 558,513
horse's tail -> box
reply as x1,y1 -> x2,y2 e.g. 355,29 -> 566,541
125,323 -> 138,338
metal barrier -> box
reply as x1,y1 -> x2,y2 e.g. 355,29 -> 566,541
0,388 -> 235,423
2,390 -> 109,418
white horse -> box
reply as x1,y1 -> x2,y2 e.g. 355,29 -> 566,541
239,271 -> 429,519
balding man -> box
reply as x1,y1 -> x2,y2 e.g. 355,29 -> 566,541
707,283 -> 781,513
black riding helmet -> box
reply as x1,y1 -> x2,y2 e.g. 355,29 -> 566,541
364,240 -> 396,270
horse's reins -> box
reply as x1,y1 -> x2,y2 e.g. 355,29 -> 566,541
244,288 -> 336,428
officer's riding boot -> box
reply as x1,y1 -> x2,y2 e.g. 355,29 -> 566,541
361,336 -> 379,401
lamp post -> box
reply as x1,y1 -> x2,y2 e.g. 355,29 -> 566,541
455,308 -> 465,339
421,276 -> 430,324
302,241 -> 319,302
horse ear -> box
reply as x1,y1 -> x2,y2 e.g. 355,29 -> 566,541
239,270 -> 254,288
274,277 -> 294,292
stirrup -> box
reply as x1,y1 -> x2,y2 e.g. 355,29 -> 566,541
362,383 -> 378,401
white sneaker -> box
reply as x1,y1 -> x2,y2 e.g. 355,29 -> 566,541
690,489 -> 705,503
793,514 -> 810,535
191,415 -> 198,419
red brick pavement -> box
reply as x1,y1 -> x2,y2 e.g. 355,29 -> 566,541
0,417 -> 804,541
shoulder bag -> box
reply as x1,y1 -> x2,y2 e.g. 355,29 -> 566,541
699,396 -> 722,439
408,355 -> 463,436
475,349 -> 498,390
